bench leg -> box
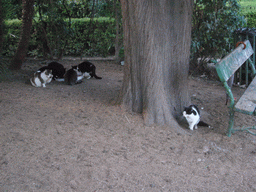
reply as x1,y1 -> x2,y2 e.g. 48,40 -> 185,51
227,110 -> 235,137
227,110 -> 256,136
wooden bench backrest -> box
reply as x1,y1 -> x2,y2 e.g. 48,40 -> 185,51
215,40 -> 254,83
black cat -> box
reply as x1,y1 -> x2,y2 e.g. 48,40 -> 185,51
38,62 -> 66,80
73,61 -> 102,79
64,68 -> 83,85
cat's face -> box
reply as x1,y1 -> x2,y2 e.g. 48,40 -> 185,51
183,105 -> 199,119
44,69 -> 52,75
72,66 -> 82,75
183,107 -> 195,115
72,65 -> 79,70
41,69 -> 53,84
43,69 -> 53,78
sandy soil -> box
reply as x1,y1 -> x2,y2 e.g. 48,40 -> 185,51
0,59 -> 256,192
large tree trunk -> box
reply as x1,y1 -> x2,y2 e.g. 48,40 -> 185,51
9,0 -> 34,70
120,0 -> 193,127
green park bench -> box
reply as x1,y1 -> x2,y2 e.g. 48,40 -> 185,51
215,40 -> 256,137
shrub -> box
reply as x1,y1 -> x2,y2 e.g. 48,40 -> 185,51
2,17 -> 116,58
2,19 -> 21,56
245,12 -> 256,28
191,0 -> 246,74
66,17 -> 116,57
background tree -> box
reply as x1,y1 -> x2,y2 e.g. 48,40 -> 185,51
119,0 -> 193,129
9,0 -> 35,70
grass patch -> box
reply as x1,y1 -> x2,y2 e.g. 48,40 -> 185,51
240,0 -> 256,14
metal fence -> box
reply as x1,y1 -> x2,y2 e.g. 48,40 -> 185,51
234,28 -> 256,86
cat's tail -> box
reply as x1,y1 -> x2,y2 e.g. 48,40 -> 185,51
198,121 -> 211,128
94,74 -> 102,79
92,68 -> 102,79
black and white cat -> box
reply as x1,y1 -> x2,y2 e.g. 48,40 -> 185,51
30,69 -> 53,87
73,61 -> 102,79
38,61 -> 66,81
183,105 -> 210,130
64,68 -> 84,85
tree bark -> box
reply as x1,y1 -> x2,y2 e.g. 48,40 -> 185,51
10,0 -> 35,70
120,0 -> 193,127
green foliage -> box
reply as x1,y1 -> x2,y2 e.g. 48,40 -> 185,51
245,12 -> 256,27
1,0 -> 120,58
191,0 -> 246,73
66,17 -> 116,57
95,0 -> 117,17
2,19 -> 21,56
2,0 -> 22,20
2,18 -> 116,58
58,1 -> 90,18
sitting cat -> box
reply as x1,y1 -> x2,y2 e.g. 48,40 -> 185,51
30,69 -> 53,87
64,68 -> 84,85
72,61 -> 102,79
183,105 -> 210,130
38,61 -> 66,81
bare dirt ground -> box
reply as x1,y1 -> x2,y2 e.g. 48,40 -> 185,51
0,59 -> 256,192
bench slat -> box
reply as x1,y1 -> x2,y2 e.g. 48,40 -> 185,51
215,40 -> 254,82
235,77 -> 256,115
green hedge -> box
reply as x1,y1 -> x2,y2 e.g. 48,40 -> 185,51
67,17 -> 116,57
3,17 -> 116,57
245,12 -> 256,28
